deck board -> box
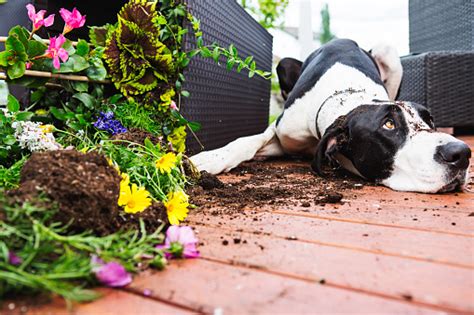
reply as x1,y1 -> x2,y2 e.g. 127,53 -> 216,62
3,135 -> 473,314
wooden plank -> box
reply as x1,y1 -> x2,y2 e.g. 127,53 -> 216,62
249,204 -> 474,235
2,288 -> 194,315
129,259 -> 448,314
187,211 -> 474,268
193,226 -> 474,313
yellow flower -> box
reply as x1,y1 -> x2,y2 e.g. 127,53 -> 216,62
39,124 -> 55,133
118,182 -> 152,214
80,147 -> 89,154
164,190 -> 189,225
167,126 -> 186,153
155,152 -> 177,174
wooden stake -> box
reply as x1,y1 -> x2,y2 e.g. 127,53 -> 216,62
0,69 -> 110,84
0,36 -> 78,46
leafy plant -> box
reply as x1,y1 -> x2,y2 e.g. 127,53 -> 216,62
0,195 -> 165,301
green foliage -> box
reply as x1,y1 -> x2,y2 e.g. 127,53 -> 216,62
239,0 -> 289,29
103,0 -> 175,102
319,3 -> 336,44
99,139 -> 187,201
0,95 -> 35,164
0,195 -> 165,301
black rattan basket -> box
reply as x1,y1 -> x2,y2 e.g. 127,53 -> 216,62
409,0 -> 474,53
181,0 -> 272,154
397,51 -> 474,128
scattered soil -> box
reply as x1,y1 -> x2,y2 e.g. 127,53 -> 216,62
188,156 -> 369,215
7,150 -> 168,235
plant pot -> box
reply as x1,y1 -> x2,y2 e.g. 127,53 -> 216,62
181,0 -> 273,154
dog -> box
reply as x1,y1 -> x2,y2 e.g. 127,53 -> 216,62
190,38 -> 472,193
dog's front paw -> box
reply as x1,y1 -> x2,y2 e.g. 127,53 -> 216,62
189,150 -> 231,175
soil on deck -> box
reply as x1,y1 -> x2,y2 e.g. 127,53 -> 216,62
188,157 -> 371,216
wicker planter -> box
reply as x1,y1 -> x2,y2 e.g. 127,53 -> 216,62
181,0 -> 272,153
33,0 -> 273,154
397,51 -> 474,128
409,0 -> 474,53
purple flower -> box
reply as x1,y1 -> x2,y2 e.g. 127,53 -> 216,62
156,226 -> 200,259
8,251 -> 22,266
91,255 -> 132,287
93,111 -> 127,135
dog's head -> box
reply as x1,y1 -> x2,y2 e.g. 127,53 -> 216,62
311,101 -> 471,193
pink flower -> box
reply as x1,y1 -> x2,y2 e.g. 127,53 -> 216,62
45,34 -> 69,70
156,226 -> 200,259
91,255 -> 132,288
26,4 -> 55,32
8,251 -> 22,266
170,101 -> 178,111
25,62 -> 33,70
59,7 -> 86,35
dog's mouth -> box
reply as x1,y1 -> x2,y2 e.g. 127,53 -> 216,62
438,172 -> 467,193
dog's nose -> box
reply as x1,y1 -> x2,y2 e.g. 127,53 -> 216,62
436,142 -> 471,169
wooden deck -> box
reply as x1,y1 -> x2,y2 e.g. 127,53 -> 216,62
3,136 -> 474,315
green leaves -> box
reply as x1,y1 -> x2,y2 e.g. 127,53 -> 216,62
58,54 -> 89,73
72,93 -> 97,109
7,94 -> 20,113
75,40 -> 90,57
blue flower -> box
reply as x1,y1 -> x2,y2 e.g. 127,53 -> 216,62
93,111 -> 127,135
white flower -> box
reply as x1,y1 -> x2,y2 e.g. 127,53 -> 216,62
13,121 -> 62,152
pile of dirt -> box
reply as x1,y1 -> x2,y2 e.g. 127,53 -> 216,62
188,157 -> 369,215
7,150 -> 168,235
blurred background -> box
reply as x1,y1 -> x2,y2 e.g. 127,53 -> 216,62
239,0 -> 409,122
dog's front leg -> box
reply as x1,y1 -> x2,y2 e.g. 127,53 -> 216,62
190,123 -> 283,175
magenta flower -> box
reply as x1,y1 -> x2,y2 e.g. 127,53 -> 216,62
26,4 -> 55,33
91,256 -> 132,288
8,251 -> 22,266
156,226 -> 200,259
59,7 -> 86,35
45,34 -> 69,70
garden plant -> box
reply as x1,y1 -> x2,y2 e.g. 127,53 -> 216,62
0,0 -> 271,302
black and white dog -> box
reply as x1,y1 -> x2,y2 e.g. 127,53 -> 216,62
191,39 -> 471,193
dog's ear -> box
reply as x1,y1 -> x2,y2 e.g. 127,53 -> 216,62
276,57 -> 303,100
311,116 -> 348,177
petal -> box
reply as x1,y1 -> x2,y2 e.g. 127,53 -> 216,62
53,57 -> 60,70
44,14 -> 55,27
36,9 -> 46,20
166,225 -> 181,242
56,34 -> 66,47
183,244 -> 200,259
59,8 -> 72,21
26,4 -> 36,21
177,226 -> 198,244
58,49 -> 69,62
95,262 -> 132,287
79,16 -> 86,28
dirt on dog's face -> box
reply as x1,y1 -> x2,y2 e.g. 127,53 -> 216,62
312,102 -> 471,193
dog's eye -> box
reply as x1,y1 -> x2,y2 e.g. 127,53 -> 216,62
383,119 -> 395,130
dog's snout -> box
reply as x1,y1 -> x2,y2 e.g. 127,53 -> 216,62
435,142 -> 471,169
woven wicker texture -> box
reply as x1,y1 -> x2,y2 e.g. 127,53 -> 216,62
409,0 -> 474,53
398,52 -> 474,128
181,0 -> 273,154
